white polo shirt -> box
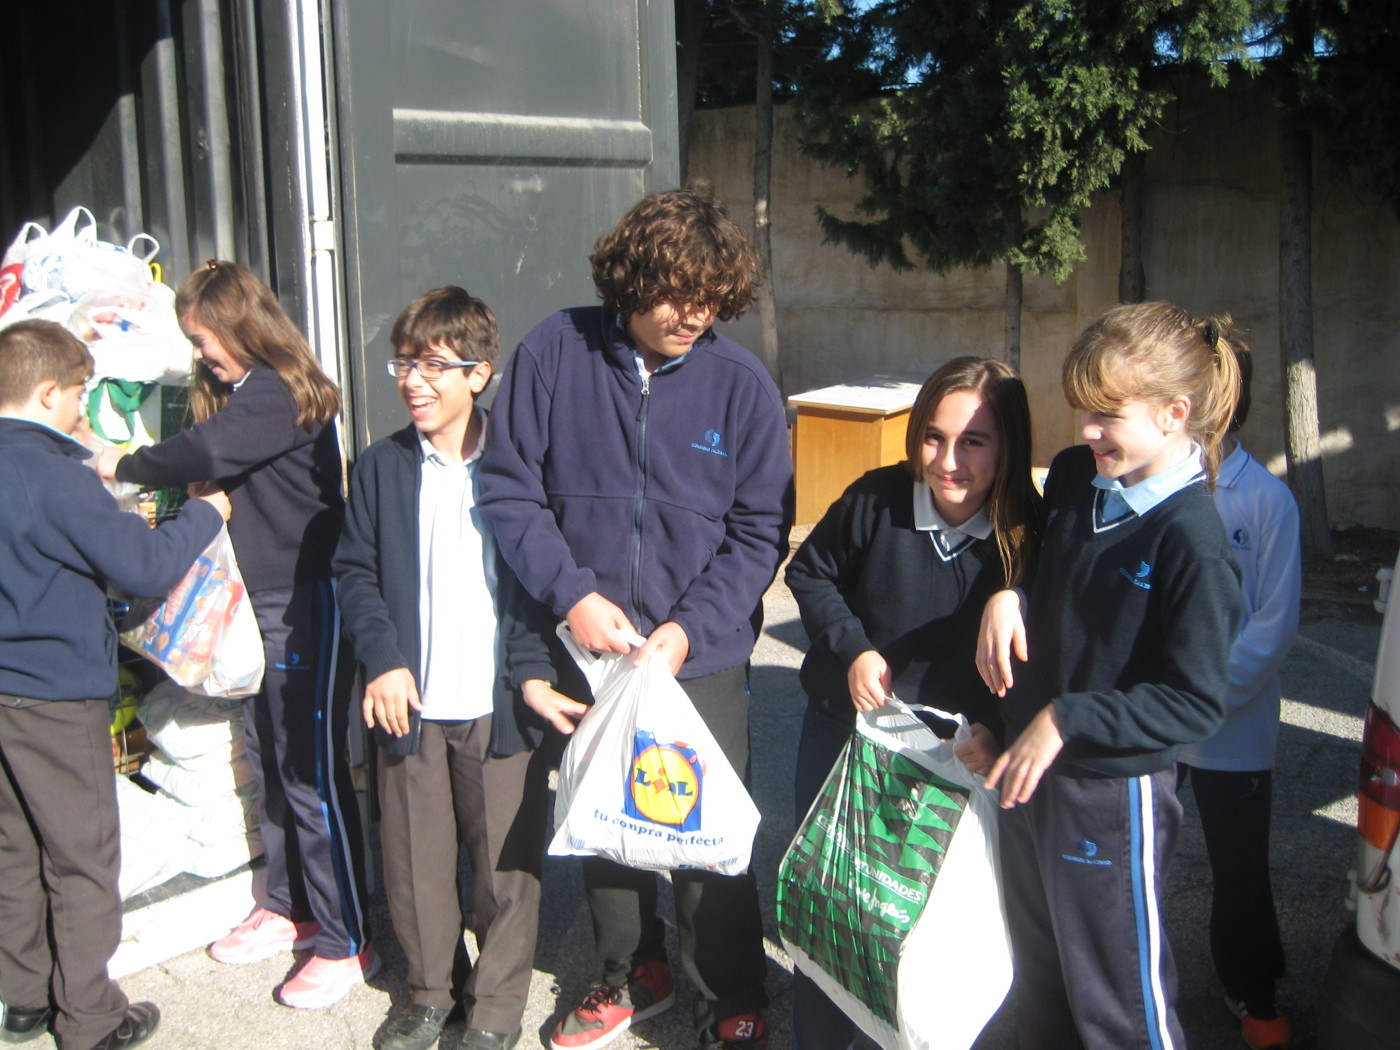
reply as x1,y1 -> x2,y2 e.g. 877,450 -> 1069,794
416,427 -> 496,721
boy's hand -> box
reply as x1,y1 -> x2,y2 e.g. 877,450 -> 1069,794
977,589 -> 1028,697
952,722 -> 999,776
363,668 -> 421,736
191,483 -> 232,522
566,592 -> 641,655
634,622 -> 689,675
521,679 -> 590,734
984,704 -> 1063,807
95,445 -> 126,482
847,650 -> 892,712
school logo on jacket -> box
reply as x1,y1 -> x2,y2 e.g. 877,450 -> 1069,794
690,428 -> 729,457
1119,560 -> 1153,590
627,732 -> 703,830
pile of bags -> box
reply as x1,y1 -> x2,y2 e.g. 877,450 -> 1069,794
0,206 -> 193,445
116,680 -> 263,900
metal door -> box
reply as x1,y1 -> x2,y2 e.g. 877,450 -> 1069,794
330,0 -> 680,450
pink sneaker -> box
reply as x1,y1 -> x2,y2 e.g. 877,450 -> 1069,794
208,907 -> 322,965
278,945 -> 382,1009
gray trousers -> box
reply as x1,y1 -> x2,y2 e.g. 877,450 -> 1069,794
0,696 -> 128,1050
377,715 -> 548,1033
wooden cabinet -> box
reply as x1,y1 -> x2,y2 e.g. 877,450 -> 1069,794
788,373 -> 924,524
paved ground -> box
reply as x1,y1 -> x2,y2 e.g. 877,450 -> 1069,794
31,576 -> 1388,1050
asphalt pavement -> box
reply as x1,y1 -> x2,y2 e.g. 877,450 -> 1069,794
37,580 -> 1384,1050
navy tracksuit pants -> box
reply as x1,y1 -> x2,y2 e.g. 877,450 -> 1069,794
246,580 -> 368,960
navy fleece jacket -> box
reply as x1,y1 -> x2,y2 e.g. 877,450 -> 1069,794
477,307 -> 793,679
0,418 -> 222,701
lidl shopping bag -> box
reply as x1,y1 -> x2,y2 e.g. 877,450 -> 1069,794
120,527 -> 265,698
549,629 -> 760,874
777,701 -> 1012,1050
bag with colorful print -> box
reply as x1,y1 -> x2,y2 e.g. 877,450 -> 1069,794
777,699 -> 1012,1050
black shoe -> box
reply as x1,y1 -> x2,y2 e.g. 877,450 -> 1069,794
0,1005 -> 52,1044
377,1004 -> 451,1050
461,1029 -> 522,1050
90,1003 -> 160,1050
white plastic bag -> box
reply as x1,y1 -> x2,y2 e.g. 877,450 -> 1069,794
777,700 -> 1013,1050
120,526 -> 265,698
549,627 -> 761,875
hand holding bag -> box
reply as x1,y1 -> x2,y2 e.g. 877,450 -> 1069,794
549,627 -> 762,875
777,699 -> 1013,1050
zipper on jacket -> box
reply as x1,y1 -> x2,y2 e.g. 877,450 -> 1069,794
630,373 -> 650,626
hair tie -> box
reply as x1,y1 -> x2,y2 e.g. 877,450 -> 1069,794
1202,319 -> 1220,352
206,259 -> 219,271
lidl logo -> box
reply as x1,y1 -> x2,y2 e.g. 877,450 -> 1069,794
625,732 -> 703,830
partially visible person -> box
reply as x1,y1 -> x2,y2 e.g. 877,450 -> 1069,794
1178,343 -> 1301,1050
980,301 -> 1245,1050
335,286 -> 571,1050
478,187 -> 793,1050
0,319 -> 229,1050
97,261 -> 374,1009
785,356 -> 1042,1050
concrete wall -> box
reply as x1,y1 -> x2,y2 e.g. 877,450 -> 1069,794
689,73 -> 1400,531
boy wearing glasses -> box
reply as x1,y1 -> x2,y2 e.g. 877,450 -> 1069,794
334,287 -> 566,1050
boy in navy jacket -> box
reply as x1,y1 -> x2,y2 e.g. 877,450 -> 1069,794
334,288 -> 567,1050
0,320 -> 228,1050
478,188 -> 794,1050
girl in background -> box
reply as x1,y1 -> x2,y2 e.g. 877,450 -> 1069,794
980,301 -> 1244,1050
784,356 -> 1042,1050
98,261 -> 374,1009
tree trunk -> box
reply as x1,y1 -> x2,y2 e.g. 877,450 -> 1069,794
675,0 -> 707,184
752,0 -> 782,390
1279,118 -> 1333,562
1118,150 -> 1146,303
1003,204 -> 1024,370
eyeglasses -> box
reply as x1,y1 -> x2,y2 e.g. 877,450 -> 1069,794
386,357 -> 480,380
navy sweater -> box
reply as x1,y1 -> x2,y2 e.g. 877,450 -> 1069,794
477,307 -> 793,679
0,418 -> 222,701
115,366 -> 343,591
786,465 -> 1004,736
333,423 -> 573,757
1003,446 -> 1242,777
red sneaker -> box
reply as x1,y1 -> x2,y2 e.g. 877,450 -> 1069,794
704,1013 -> 768,1050
1227,996 -> 1292,1049
549,960 -> 675,1050
277,944 -> 382,1009
208,907 -> 321,965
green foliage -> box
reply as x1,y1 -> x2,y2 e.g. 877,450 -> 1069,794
793,0 -> 1256,281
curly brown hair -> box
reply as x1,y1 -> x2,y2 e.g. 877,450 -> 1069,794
590,187 -> 759,322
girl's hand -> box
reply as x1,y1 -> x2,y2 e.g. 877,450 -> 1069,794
521,679 -> 590,735
363,667 -> 421,736
566,592 -> 641,655
95,444 -> 127,482
952,722 -> 999,776
634,621 -> 689,675
847,650 -> 892,713
977,589 -> 1028,697
984,704 -> 1064,807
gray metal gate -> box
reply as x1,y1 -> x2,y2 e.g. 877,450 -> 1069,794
329,0 -> 680,449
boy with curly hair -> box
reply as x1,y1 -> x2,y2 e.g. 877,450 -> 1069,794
478,188 -> 793,1050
